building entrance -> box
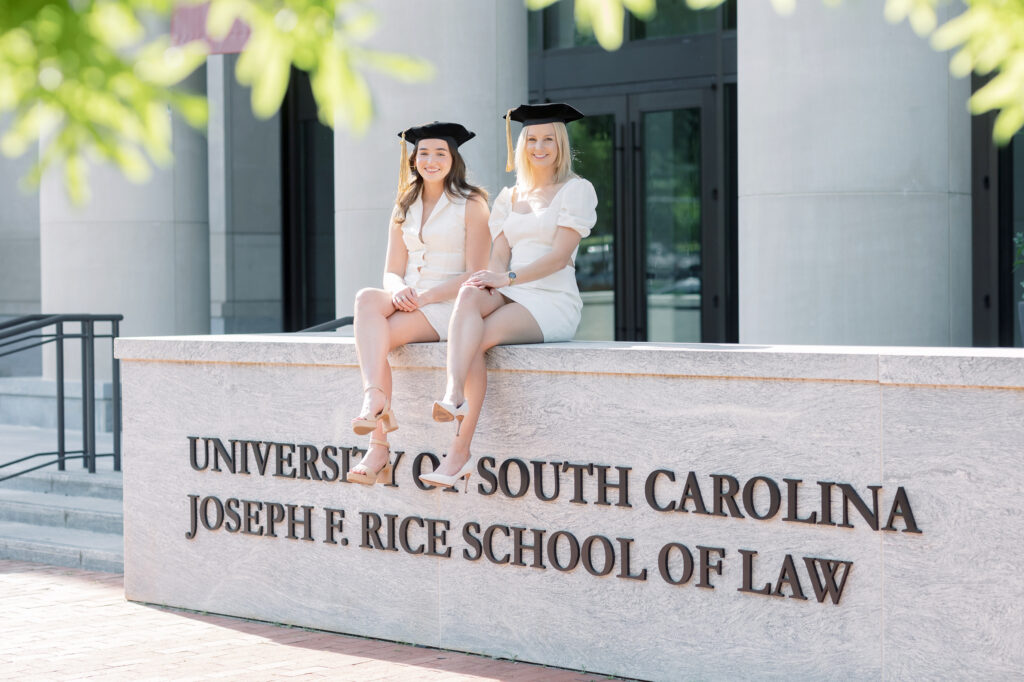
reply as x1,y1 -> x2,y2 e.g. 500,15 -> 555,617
530,1 -> 737,342
570,89 -> 727,342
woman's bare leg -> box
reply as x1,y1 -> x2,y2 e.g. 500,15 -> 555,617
442,286 -> 506,406
353,299 -> 440,474
433,300 -> 542,476
353,288 -> 399,420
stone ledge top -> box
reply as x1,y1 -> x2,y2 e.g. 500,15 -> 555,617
114,333 -> 1024,389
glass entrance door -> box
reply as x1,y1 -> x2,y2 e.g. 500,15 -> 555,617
566,89 -> 724,342
633,90 -> 718,343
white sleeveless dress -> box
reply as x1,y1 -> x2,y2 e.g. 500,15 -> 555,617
400,192 -> 468,341
488,177 -> 598,342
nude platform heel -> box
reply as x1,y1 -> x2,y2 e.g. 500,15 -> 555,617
352,385 -> 398,435
347,438 -> 393,486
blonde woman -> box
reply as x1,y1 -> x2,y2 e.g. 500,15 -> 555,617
350,122 -> 490,485
420,104 -> 597,491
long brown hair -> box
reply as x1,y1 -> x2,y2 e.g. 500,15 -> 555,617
395,141 -> 488,224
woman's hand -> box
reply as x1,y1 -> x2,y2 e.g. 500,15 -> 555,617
463,269 -> 510,290
391,287 -> 421,312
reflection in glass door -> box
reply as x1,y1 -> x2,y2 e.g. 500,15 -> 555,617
571,111 -> 619,340
563,89 -> 723,342
641,106 -> 703,342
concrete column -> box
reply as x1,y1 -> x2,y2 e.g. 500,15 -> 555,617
0,140 -> 41,376
0,149 -> 40,318
333,0 -> 528,318
39,68 -> 210,377
207,54 -> 283,334
737,1 -> 972,346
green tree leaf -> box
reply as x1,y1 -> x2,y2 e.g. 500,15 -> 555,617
0,0 -> 435,202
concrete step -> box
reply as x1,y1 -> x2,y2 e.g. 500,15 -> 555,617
0,424 -> 120,498
0,466 -> 122,499
0,488 -> 122,533
0,520 -> 123,572
0,376 -> 114,432
0,423 -> 124,572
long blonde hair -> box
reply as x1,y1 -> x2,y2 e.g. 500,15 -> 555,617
513,122 -> 576,190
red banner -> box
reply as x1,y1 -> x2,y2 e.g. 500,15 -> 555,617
171,3 -> 250,55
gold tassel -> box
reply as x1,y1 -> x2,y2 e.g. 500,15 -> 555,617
398,132 -> 411,198
504,108 -> 515,173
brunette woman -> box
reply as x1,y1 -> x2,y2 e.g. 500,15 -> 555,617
349,122 -> 490,485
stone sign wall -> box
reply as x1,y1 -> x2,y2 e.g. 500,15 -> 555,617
116,336 -> 1024,680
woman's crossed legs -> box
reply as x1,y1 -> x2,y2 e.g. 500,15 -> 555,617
433,285 -> 543,477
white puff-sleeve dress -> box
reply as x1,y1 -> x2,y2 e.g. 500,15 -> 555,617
488,177 -> 598,342
399,192 -> 468,341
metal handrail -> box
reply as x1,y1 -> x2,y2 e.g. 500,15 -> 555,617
0,314 -> 122,480
0,331 -> 117,360
0,454 -> 115,483
0,314 -> 122,341
299,316 -> 353,332
0,314 -> 54,333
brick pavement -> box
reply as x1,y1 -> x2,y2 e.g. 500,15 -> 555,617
0,560 -> 612,681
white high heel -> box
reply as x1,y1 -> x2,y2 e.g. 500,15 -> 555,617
432,399 -> 467,435
418,455 -> 474,493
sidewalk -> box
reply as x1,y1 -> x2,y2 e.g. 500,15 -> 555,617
0,560 -> 607,681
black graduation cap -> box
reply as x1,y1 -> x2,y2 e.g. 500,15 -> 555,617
398,121 -> 476,148
507,103 -> 585,126
396,122 -> 475,195
503,103 -> 585,171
